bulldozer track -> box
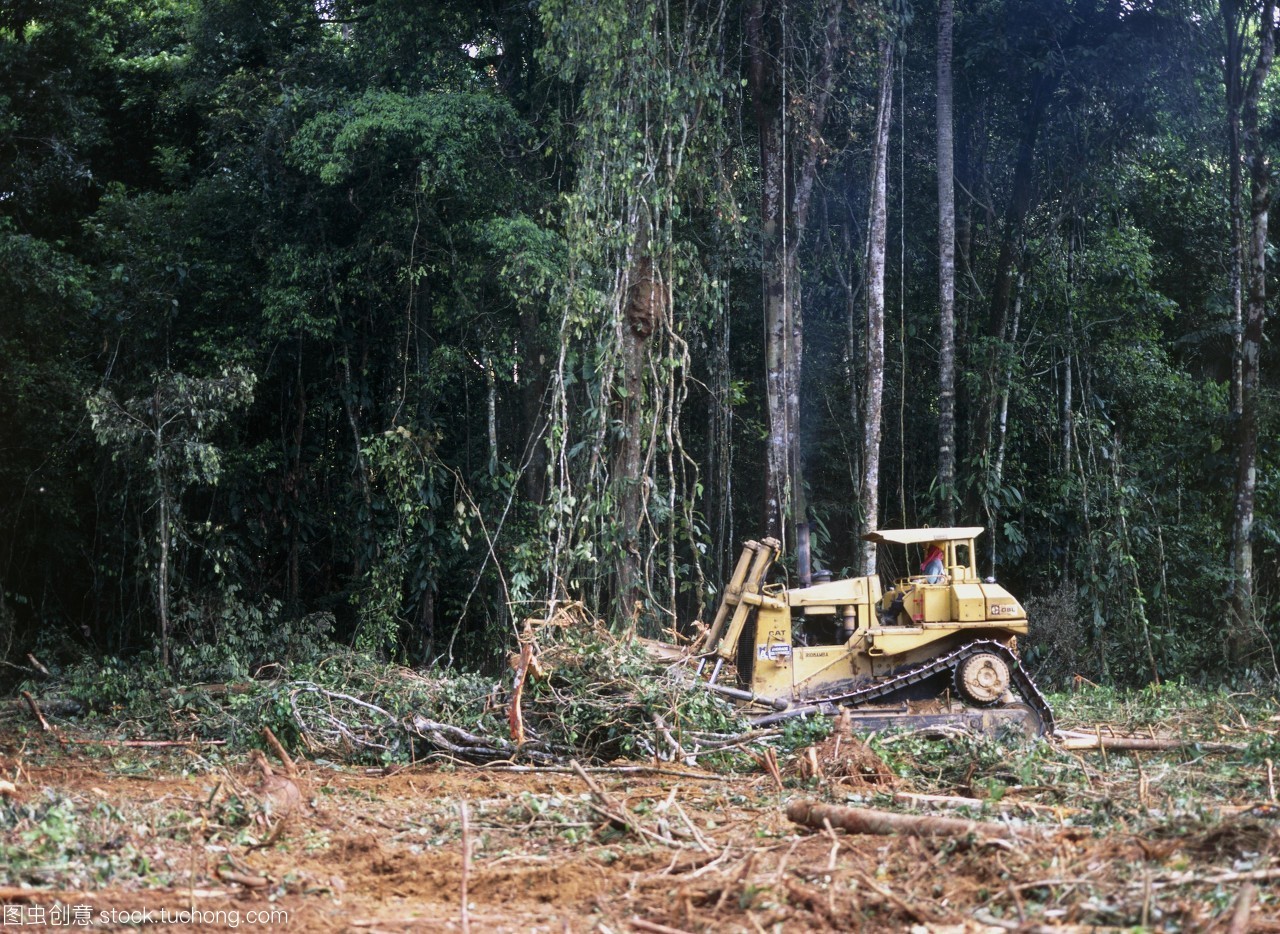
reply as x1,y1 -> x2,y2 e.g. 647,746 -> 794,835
795,639 -> 1056,736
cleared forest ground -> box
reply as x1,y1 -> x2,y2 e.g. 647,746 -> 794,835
1,687 -> 1279,932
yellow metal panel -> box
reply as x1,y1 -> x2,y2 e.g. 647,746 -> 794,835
864,527 -> 985,545
867,626 -> 929,656
904,586 -> 950,622
788,577 -> 873,607
791,646 -> 858,686
951,583 -> 987,621
921,620 -> 1028,635
748,607 -> 794,695
981,582 -> 1026,620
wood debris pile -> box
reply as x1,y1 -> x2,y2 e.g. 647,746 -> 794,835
279,604 -> 753,765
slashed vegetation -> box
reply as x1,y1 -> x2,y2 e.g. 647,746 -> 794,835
3,640 -> 1280,931
10,607 -> 756,769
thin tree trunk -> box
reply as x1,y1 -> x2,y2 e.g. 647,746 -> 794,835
748,0 -> 788,543
861,39 -> 894,575
936,0 -> 957,525
286,351 -> 306,610
1223,0 -> 1246,416
748,0 -> 841,562
485,351 -> 498,474
1231,0 -> 1276,661
988,278 -> 1021,572
156,463 -> 171,670
841,218 -> 861,528
519,304 -> 548,504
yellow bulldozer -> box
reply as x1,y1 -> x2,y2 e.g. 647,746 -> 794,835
680,526 -> 1055,736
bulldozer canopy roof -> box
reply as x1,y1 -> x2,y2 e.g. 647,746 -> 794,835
862,527 -> 985,545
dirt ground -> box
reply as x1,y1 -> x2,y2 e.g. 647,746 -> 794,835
3,720 -> 1280,934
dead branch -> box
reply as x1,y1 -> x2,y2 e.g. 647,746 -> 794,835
756,747 -> 784,792
571,759 -> 630,831
630,919 -> 696,934
853,870 -> 930,924
460,800 -> 472,934
652,714 -> 689,761
787,800 -> 1044,840
1056,731 -> 1245,753
64,737 -> 226,748
215,868 -> 269,888
476,764 -> 736,782
508,641 -> 533,745
261,726 -> 298,777
1142,867 -> 1280,889
20,691 -> 52,732
893,791 -> 1077,815
1229,882 -> 1256,934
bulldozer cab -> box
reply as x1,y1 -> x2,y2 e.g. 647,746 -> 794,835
865,527 -> 984,627
864,526 -> 982,586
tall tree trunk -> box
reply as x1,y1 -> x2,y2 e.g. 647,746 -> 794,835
286,350 -> 306,611
748,0 -> 841,568
1223,0 -> 1246,417
519,304 -> 549,504
988,279 -> 1021,572
485,350 -> 498,474
615,248 -> 662,616
936,0 -> 957,525
1231,0 -> 1276,662
748,0 -> 789,544
861,39 -> 894,576
840,217 -> 861,523
155,461 -> 171,670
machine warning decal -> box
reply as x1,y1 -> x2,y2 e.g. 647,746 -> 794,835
758,643 -> 793,661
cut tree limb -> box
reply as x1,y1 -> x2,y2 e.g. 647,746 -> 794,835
1228,882 -> 1255,934
20,691 -> 52,732
1057,731 -> 1245,753
261,726 -> 299,777
787,800 -> 1043,840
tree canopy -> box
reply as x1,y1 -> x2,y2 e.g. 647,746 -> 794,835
1,0 -> 1278,686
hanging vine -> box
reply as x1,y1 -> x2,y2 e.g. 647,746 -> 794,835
537,0 -> 730,631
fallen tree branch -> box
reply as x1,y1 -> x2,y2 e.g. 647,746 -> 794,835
787,800 -> 1044,840
892,791 -> 1078,816
261,726 -> 298,777
476,763 -> 736,782
20,691 -> 52,732
630,919 -> 696,934
65,737 -> 226,748
1056,731 -> 1245,753
571,759 -> 630,830
1229,882 -> 1256,934
1141,867 -> 1280,890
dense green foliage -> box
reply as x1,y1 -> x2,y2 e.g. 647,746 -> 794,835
1,0 -> 1278,687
